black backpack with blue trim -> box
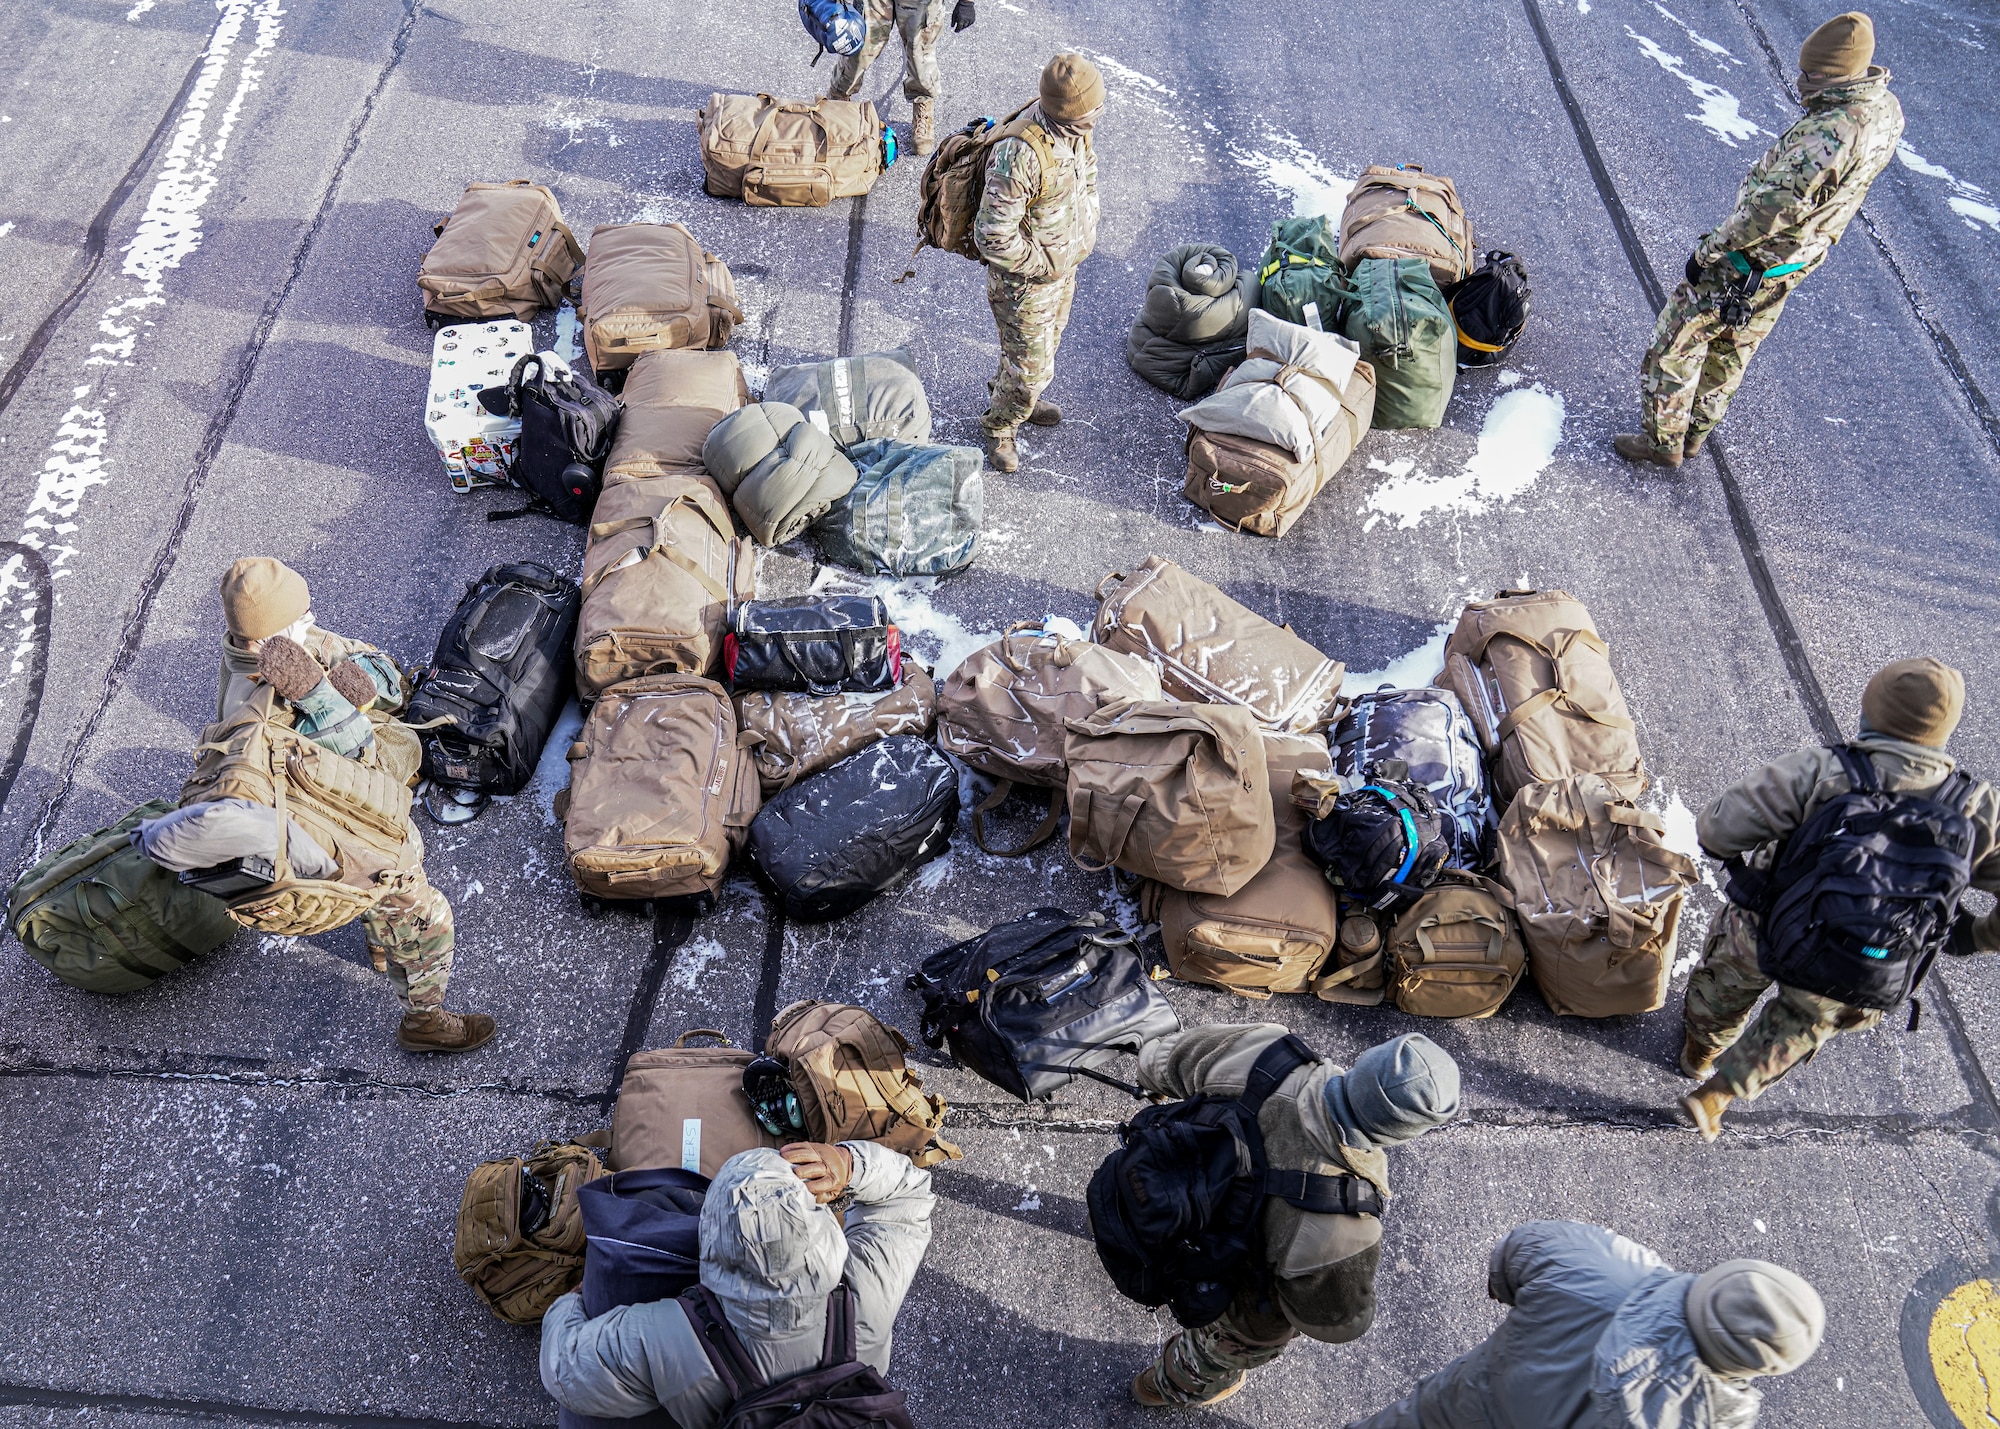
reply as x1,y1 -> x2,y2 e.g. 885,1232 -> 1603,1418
1300,765 -> 1450,913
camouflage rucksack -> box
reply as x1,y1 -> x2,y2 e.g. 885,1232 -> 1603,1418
909,103 -> 1054,264
454,1138 -> 605,1324
766,1000 -> 962,1168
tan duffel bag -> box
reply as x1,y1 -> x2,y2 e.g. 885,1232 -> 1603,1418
1439,588 -> 1647,805
734,658 -> 937,795
603,349 -> 751,486
1064,700 -> 1273,896
1143,732 -> 1337,998
1314,871 -> 1526,1019
936,622 -> 1163,855
1094,556 -> 1345,733
575,475 -> 753,699
1495,773 -> 1697,1018
561,674 -> 761,900
580,222 -> 743,373
612,1030 -> 781,1175
419,180 -> 583,322
767,1000 -> 961,1168
699,93 -> 884,207
1338,163 -> 1475,286
1184,369 -> 1374,538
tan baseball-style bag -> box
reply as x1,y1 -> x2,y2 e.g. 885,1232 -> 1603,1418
734,658 -> 937,795
453,1138 -> 604,1325
766,1000 -> 961,1168
603,349 -> 751,487
1314,871 -> 1526,1019
611,1030 -> 781,1176
418,180 -> 583,322
1143,732 -> 1338,998
936,623 -> 1163,855
699,93 -> 883,207
1338,164 -> 1475,286
1094,556 -> 1345,734
561,675 -> 760,900
1439,588 -> 1647,806
579,222 -> 743,372
574,475 -> 754,699
1495,773 -> 1697,1018
1064,700 -> 1274,896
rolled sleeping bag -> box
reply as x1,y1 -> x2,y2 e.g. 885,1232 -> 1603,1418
1125,243 -> 1254,401
762,347 -> 931,449
701,402 -> 859,547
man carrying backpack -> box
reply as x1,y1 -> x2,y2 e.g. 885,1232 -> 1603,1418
975,52 -> 1102,475
1346,1221 -> 1825,1429
540,1142 -> 932,1427
1680,657 -> 2000,1139
1117,1024 -> 1460,1408
1615,11 -> 1903,469
826,0 -> 972,157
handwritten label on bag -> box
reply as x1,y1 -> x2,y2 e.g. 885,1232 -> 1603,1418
681,1118 -> 702,1172
1302,301 -> 1323,332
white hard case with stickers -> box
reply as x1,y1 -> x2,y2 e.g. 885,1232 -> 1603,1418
424,321 -> 534,492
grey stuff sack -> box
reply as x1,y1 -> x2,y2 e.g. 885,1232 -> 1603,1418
815,438 -> 982,578
762,347 -> 932,450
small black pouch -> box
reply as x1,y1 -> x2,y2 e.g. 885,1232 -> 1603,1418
724,595 -> 899,695
177,855 -> 278,898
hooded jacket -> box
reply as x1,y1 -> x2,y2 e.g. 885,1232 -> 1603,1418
1346,1221 -> 1763,1429
539,1142 -> 934,1427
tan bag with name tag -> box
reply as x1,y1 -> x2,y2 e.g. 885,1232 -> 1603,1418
611,1030 -> 781,1176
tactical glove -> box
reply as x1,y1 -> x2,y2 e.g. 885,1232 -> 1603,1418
257,634 -> 327,703
327,659 -> 379,711
951,0 -> 975,30
1685,252 -> 1706,285
1945,911 -> 1979,957
782,1142 -> 855,1203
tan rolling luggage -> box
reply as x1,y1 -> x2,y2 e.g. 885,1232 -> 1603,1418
734,658 -> 937,795
699,93 -> 884,207
418,180 -> 582,322
1338,164 -> 1475,286
602,349 -> 751,486
611,1030 -> 781,1175
579,222 -> 743,372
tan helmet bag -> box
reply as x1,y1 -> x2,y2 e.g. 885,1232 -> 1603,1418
766,1000 -> 962,1168
579,222 -> 743,372
418,180 -> 583,322
453,1139 -> 604,1325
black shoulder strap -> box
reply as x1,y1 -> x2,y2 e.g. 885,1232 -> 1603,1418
1239,1034 -> 1318,1118
1264,1167 -> 1386,1217
679,1284 -> 762,1399
1939,769 -> 1980,815
1834,743 -> 1879,795
819,1281 -> 859,1370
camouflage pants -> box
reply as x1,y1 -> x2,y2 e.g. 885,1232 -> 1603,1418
828,0 -> 944,103
359,872 -> 455,1012
1638,268 -> 1807,454
983,269 -> 1076,436
1146,1294 -> 1296,1405
1682,904 -> 1881,1100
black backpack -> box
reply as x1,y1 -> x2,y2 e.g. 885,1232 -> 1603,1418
406,563 -> 580,815
907,908 -> 1181,1102
1333,689 -> 1494,870
1444,251 -> 1531,367
1730,745 -> 1978,1012
479,353 -> 621,524
1087,1033 -> 1385,1328
679,1281 -> 914,1429
1300,769 -> 1451,912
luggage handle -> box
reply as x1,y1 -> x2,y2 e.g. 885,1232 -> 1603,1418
748,95 -> 831,164
1412,913 -> 1507,968
995,619 -> 1069,676
1312,950 -> 1386,1005
1093,570 -> 1128,602
971,780 -> 1063,858
580,501 -> 732,604
1066,789 -> 1145,873
673,1028 -> 734,1048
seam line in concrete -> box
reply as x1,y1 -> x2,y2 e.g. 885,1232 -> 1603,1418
0,1380 -> 553,1429
752,890 -> 786,1050
603,900 -> 696,1106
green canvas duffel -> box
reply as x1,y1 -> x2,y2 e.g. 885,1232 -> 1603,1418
8,799 -> 237,993
1255,216 -> 1344,332
1340,256 -> 1457,429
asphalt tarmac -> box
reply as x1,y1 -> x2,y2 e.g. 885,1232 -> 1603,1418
0,0 -> 1997,1425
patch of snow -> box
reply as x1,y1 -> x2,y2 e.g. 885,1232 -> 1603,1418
1650,3 -> 1739,62
1360,385 -> 1566,531
1231,128 -> 1353,219
0,222 -> 13,240
533,699 -> 585,825
1896,142 -> 1998,236
554,301 -> 581,363
1345,621 -> 1454,694
1014,1190 -> 1042,1211
1626,29 -> 1763,146
1950,196 -> 2000,235
126,0 -> 158,17
1497,369 -> 1522,387
1576,0 -> 1590,11
671,936 -> 728,990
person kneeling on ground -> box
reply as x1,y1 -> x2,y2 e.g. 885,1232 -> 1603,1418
1129,1024 -> 1460,1409
1346,1220 -> 1824,1429
540,1141 -> 934,1427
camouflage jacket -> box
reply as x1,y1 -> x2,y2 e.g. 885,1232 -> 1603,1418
1694,68 -> 1903,276
972,104 -> 1100,283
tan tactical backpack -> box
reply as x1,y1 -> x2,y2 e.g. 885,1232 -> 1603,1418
579,222 -> 743,372
602,350 -> 751,486
453,1138 -> 604,1325
1143,732 -> 1338,998
612,1030 -> 782,1176
698,93 -> 884,207
1094,556 -> 1345,734
912,102 -> 1056,262
1495,773 -> 1697,1018
766,1000 -> 962,1168
561,675 -> 760,900
1337,164 -> 1475,286
1440,588 -> 1647,805
418,180 -> 583,322
1315,871 -> 1526,1019
735,659 -> 937,795
936,622 -> 1163,855
179,688 -> 414,936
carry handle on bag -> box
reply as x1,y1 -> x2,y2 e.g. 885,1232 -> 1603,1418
580,493 -> 735,605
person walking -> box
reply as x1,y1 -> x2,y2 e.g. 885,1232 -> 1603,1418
1616,11 -> 1903,469
826,0 -> 974,157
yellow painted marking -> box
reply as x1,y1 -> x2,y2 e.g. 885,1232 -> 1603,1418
1931,1278 -> 2000,1427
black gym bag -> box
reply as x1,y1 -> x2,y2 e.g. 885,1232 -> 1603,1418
907,907 -> 1181,1102
1444,251 -> 1531,367
725,595 -> 900,696
478,353 -> 621,524
1300,767 -> 1451,913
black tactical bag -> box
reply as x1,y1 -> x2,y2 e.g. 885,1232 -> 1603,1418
1732,745 -> 1977,1012
1301,769 -> 1450,913
480,353 -> 622,524
748,736 -> 956,921
1333,689 -> 1493,869
680,1281 -> 915,1429
1087,1033 -> 1385,1327
407,563 -> 581,813
907,907 -> 1181,1102
1444,251 -> 1531,367
725,595 -> 900,696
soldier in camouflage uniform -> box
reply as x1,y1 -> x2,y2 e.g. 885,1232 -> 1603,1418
1617,12 -> 1904,469
215,558 -> 495,1054
1680,658 -> 2000,1140
826,0 -> 973,157
973,53 -> 1102,475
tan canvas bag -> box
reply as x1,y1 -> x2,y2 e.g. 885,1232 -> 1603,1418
579,222 -> 743,372
453,1139 -> 603,1325
766,1000 -> 962,1168
418,180 -> 583,321
734,658 -> 936,796
1143,732 -> 1337,998
1063,700 -> 1273,896
1440,588 -> 1647,804
699,93 -> 883,207
611,1031 -> 782,1176
1183,363 -> 1376,538
1495,774 -> 1698,1018
1094,556 -> 1345,734
936,623 -> 1163,855
1315,871 -> 1525,1019
1337,164 -> 1475,286
575,475 -> 753,699
561,675 -> 761,899
603,350 -> 751,487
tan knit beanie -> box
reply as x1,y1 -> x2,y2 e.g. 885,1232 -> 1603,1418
1040,53 -> 1105,124
1686,1259 -> 1826,1378
220,558 -> 310,643
1862,657 -> 1964,747
1799,11 -> 1874,79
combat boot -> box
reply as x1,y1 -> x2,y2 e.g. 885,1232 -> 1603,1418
911,97 -> 936,156
398,1008 -> 498,1054
1678,1032 -> 1718,1079
984,432 -> 1020,473
1682,430 -> 1709,458
1614,434 -> 1682,468
1680,1077 -> 1734,1142
1027,399 -> 1062,426
1129,1360 -> 1245,1409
